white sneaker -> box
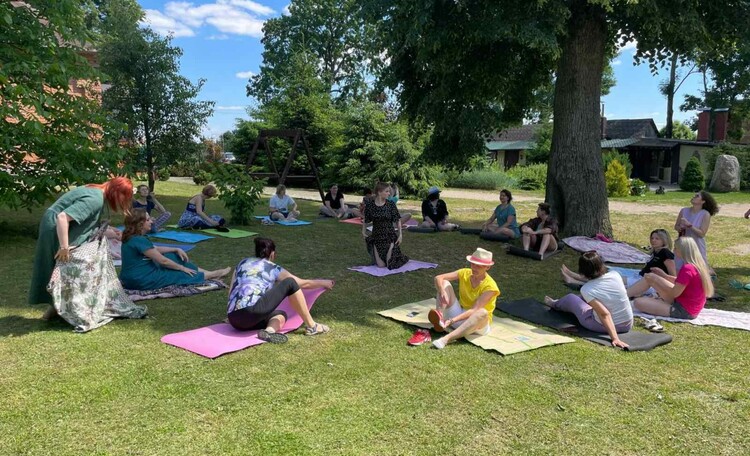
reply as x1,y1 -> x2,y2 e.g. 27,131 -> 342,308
432,338 -> 447,350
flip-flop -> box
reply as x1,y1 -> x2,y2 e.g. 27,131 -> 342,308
258,330 -> 288,344
428,309 -> 447,332
641,318 -> 664,333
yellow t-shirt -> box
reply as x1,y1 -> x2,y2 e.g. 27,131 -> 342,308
457,268 -> 500,316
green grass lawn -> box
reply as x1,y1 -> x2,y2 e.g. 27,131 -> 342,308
1,181 -> 749,455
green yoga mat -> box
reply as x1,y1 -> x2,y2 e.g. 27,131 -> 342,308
164,225 -> 257,239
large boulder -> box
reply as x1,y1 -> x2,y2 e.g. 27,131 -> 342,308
709,154 -> 740,192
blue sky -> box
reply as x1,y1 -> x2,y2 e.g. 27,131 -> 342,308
138,0 -> 706,139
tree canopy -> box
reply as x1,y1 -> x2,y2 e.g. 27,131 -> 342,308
369,0 -> 750,235
100,19 -> 214,191
1,0 -> 125,210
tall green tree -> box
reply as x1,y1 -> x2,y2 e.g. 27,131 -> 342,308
659,120 -> 696,140
0,0 -> 125,210
248,0 -> 376,104
101,25 -> 213,191
370,0 -> 750,236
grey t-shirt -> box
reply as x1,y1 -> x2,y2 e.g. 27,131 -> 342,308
580,271 -> 634,326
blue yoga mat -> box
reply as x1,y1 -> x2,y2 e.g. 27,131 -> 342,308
152,242 -> 197,252
254,215 -> 312,226
149,231 -> 214,243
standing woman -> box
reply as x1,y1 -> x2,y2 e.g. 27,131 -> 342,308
674,190 -> 718,271
362,182 -> 410,269
481,189 -> 520,239
29,177 -> 134,309
133,184 -> 172,233
177,184 -> 226,229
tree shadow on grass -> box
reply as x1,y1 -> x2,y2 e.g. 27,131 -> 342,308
0,315 -> 72,338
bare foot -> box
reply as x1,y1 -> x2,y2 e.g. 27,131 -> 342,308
543,296 -> 557,309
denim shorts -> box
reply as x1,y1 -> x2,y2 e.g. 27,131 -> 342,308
670,301 -> 696,320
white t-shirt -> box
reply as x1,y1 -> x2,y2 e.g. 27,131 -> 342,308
269,194 -> 295,211
580,270 -> 633,326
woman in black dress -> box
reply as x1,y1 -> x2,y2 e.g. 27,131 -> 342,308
362,182 -> 409,269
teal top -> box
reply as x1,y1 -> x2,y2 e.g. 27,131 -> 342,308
387,195 -> 399,204
494,204 -> 520,236
119,235 -> 204,290
29,187 -> 105,304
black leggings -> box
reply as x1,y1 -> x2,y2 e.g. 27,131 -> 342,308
228,278 -> 300,331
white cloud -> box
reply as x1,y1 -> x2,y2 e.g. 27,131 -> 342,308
611,59 -> 622,66
236,70 -> 255,78
216,105 -> 247,110
228,0 -> 275,16
148,0 -> 274,39
207,34 -> 229,40
142,9 -> 195,37
282,4 -> 291,15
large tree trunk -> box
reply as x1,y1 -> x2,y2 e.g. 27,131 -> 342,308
144,112 -> 155,192
665,53 -> 678,138
546,0 -> 612,237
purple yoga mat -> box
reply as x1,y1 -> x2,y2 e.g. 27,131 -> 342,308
160,287 -> 327,358
348,260 -> 438,277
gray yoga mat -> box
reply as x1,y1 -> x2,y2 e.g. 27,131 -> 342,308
498,299 -> 673,351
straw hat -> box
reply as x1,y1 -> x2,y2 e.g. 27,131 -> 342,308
466,247 -> 494,266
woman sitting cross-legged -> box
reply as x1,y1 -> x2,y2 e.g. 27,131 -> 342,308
544,251 -> 632,349
269,184 -> 300,222
520,202 -> 559,257
631,237 -> 714,320
227,237 -> 334,342
481,188 -> 520,239
119,209 -> 231,290
427,248 -> 500,349
420,186 -> 459,231
177,184 -> 226,230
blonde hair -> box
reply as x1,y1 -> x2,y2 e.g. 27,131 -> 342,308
276,184 -> 286,196
650,229 -> 673,251
674,237 -> 714,297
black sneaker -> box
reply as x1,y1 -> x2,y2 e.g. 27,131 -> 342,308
258,330 -> 288,344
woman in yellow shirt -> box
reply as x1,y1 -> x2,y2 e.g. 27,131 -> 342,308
428,248 -> 500,349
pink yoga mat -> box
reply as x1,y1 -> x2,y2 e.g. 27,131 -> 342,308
340,217 -> 418,227
348,260 -> 438,277
160,287 -> 327,358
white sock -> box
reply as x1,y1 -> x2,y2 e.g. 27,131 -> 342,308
265,328 -> 276,334
432,338 -> 446,350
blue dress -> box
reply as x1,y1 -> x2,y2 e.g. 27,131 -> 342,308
494,204 -> 520,237
119,235 -> 205,290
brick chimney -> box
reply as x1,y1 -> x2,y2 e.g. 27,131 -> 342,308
697,109 -> 711,141
713,108 -> 729,142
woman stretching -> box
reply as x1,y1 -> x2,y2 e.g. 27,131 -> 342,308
544,251 -> 632,349
632,237 -> 713,319
119,209 -> 230,290
177,184 -> 226,229
227,237 -> 333,343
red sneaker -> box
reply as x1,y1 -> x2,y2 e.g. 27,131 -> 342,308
428,309 -> 447,332
407,329 -> 432,346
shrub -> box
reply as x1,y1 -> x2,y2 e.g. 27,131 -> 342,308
506,163 -> 547,190
630,178 -> 648,196
680,157 -> 705,192
704,143 -> 750,190
168,160 -> 201,177
211,164 -> 264,225
605,159 -> 630,197
603,149 -> 632,178
193,170 -> 212,186
156,168 -> 170,181
447,169 -> 517,190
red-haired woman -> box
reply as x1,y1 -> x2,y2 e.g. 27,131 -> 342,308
29,177 -> 134,314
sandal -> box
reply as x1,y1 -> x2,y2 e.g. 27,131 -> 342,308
258,330 -> 288,344
305,323 -> 330,336
642,318 -> 664,333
